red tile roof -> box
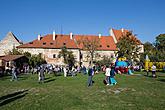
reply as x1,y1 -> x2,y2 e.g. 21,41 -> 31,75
74,35 -> 116,50
98,36 -> 117,50
17,34 -> 78,49
0,55 -> 24,61
112,28 -> 129,41
112,28 -> 142,44
17,34 -> 117,51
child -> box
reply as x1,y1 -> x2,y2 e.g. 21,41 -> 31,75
105,65 -> 111,85
109,64 -> 117,85
151,64 -> 156,78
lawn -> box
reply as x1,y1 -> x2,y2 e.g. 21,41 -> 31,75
0,71 -> 165,110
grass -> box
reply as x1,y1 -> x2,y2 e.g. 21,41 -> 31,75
0,71 -> 165,110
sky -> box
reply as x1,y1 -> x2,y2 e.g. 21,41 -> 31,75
0,0 -> 165,43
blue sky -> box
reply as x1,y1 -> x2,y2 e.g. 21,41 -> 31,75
0,0 -> 165,43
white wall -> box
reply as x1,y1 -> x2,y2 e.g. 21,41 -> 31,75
18,48 -> 80,65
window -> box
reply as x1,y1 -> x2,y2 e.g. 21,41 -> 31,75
53,54 -> 56,58
111,54 -> 114,58
43,42 -> 46,45
63,43 -> 66,45
107,45 -> 110,48
50,43 -> 53,45
6,62 -> 9,67
29,42 -> 33,44
99,45 -> 102,47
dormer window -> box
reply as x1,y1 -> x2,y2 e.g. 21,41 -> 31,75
29,42 -> 33,44
43,42 -> 46,45
107,45 -> 110,48
99,45 -> 102,47
53,54 -> 56,58
50,43 -> 53,45
63,43 -> 66,45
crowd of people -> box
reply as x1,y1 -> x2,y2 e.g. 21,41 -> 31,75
8,62 -> 159,88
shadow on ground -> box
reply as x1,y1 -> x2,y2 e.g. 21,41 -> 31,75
18,76 -> 29,81
44,78 -> 56,83
158,79 -> 165,82
0,89 -> 28,106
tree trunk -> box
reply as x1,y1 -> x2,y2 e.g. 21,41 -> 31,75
90,53 -> 94,66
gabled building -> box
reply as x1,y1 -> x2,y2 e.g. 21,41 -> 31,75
0,32 -> 22,56
0,55 -> 28,70
110,28 -> 144,53
17,28 -> 143,66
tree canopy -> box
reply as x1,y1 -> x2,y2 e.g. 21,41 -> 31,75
140,34 -> 165,62
116,31 -> 141,64
58,46 -> 76,66
6,48 -> 46,67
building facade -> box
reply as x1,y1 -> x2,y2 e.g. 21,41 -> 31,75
17,28 -> 143,66
0,32 -> 22,56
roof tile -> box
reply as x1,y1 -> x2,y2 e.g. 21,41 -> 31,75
17,34 -> 117,51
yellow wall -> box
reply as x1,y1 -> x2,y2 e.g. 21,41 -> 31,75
145,61 -> 165,71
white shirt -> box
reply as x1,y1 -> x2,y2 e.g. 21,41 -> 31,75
105,68 -> 111,76
152,65 -> 156,71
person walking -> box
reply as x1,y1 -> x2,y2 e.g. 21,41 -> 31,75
38,65 -> 45,83
151,64 -> 156,78
11,65 -> 18,81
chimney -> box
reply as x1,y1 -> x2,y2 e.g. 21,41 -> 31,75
53,31 -> 56,40
38,34 -> 41,41
70,32 -> 73,39
110,28 -> 117,44
121,28 -> 124,32
99,34 -> 101,38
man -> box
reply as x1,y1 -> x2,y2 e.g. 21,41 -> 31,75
39,65 -> 45,83
151,64 -> 156,78
11,65 -> 17,81
87,65 -> 94,87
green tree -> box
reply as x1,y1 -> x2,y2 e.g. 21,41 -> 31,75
140,42 -> 154,62
58,46 -> 69,64
6,48 -> 46,67
7,48 -> 22,55
23,51 -> 31,58
58,46 -> 76,66
155,34 -> 165,50
154,34 -> 165,62
116,31 -> 141,64
96,55 -> 113,66
29,53 -> 46,67
140,34 -> 165,62
67,51 -> 76,67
